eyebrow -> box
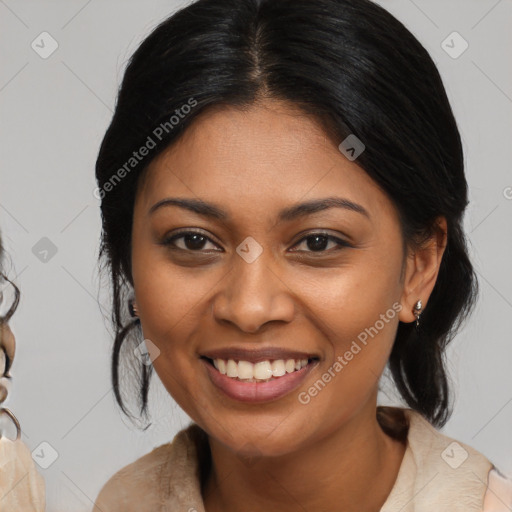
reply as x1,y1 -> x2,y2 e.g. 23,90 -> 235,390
148,196 -> 370,221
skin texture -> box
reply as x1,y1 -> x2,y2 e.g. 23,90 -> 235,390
131,99 -> 447,512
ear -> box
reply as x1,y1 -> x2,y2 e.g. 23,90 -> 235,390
399,216 -> 448,323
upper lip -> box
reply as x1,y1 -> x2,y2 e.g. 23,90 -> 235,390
201,347 -> 319,363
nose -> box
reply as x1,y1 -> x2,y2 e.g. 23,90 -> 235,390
212,249 -> 295,333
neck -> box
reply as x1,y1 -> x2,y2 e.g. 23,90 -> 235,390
202,402 -> 406,512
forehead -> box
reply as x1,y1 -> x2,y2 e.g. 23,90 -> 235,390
136,100 -> 394,223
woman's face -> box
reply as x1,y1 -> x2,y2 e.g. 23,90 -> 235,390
131,100 -> 414,456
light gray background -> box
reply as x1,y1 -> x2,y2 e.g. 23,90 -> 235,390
1,1 -> 511,510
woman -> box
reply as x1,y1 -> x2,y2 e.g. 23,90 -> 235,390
92,0 -> 512,510
0,234 -> 46,510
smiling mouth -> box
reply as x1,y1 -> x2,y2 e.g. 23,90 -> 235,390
201,356 -> 319,383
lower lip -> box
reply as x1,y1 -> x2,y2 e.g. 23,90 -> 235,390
201,358 -> 317,403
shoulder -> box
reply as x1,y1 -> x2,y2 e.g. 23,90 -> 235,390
483,467 -> 512,511
403,408 -> 493,470
92,424 -> 206,512
397,408 -> 496,510
92,442 -> 175,512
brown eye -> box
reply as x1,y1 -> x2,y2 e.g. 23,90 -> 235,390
162,230 -> 221,252
291,232 -> 351,253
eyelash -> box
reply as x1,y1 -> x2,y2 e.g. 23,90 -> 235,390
161,229 -> 352,254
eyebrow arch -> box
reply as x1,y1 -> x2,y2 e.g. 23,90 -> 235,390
148,196 -> 370,221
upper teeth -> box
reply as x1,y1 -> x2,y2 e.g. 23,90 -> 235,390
212,358 -> 309,381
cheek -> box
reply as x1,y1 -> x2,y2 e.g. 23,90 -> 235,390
131,248 -> 225,410
291,251 -> 403,399
131,229 -> 222,342
295,293 -> 401,429
292,249 -> 403,344
133,265 -> 210,419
